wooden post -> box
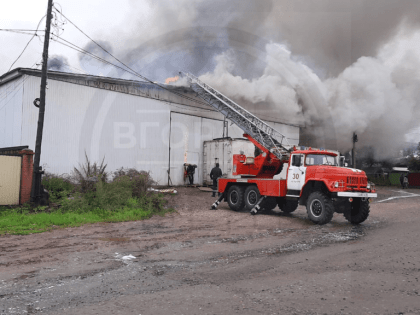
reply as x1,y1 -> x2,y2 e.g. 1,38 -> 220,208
31,0 -> 54,203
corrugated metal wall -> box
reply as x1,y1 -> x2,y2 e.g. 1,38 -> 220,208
408,173 -> 420,187
0,76 -> 24,148
1,74 -> 300,185
169,112 -> 225,185
0,155 -> 21,205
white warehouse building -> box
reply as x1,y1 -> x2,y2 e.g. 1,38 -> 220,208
0,68 -> 301,186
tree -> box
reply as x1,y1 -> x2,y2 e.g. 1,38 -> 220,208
408,156 -> 420,172
406,142 -> 420,172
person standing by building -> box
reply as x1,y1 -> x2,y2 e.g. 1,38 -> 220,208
403,173 -> 409,189
210,163 -> 223,197
186,164 -> 197,185
400,172 -> 409,189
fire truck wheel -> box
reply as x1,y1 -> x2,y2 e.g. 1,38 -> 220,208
244,185 -> 261,211
306,191 -> 334,225
277,198 -> 298,213
344,198 -> 370,224
227,185 -> 245,211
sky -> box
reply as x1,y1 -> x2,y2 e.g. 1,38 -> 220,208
1,0 -> 420,155
0,0 -> 140,75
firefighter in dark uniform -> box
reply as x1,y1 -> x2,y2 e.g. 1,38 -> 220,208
210,163 -> 223,197
186,164 -> 197,185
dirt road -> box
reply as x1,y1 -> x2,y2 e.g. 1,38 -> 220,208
1,187 -> 419,315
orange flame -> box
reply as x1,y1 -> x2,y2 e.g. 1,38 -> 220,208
165,76 -> 179,84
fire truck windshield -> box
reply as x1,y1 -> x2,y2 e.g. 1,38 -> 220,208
305,154 -> 338,166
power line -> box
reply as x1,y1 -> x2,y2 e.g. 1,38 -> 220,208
51,34 -> 210,106
0,29 -> 42,38
3,31 -> 89,76
51,36 -> 141,77
52,5 -> 210,107
8,35 -> 38,72
7,15 -> 46,72
0,29 -> 41,32
53,6 -> 138,75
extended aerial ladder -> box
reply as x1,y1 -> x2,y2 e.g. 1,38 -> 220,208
180,72 -> 292,160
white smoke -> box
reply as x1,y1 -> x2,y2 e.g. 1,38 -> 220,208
324,30 -> 420,155
110,0 -> 420,157
197,30 -> 420,158
199,48 -> 303,123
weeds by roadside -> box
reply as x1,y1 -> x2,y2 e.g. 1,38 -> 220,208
0,157 -> 175,235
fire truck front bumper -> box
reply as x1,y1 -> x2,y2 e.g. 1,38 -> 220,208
336,192 -> 377,198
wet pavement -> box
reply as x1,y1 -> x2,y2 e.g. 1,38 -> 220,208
0,187 -> 419,314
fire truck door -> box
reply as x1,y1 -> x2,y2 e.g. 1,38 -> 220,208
287,154 -> 306,196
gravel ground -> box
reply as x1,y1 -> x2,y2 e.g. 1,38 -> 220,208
0,186 -> 419,315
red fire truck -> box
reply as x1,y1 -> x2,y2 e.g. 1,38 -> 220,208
182,72 -> 377,225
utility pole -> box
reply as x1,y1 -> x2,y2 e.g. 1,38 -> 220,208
31,0 -> 54,203
352,132 -> 358,169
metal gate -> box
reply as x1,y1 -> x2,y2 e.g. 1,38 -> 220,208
0,155 -> 22,205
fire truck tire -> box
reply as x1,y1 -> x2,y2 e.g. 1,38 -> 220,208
227,185 -> 245,211
306,191 -> 334,225
244,186 -> 277,212
344,198 -> 370,224
277,198 -> 298,213
244,185 -> 261,211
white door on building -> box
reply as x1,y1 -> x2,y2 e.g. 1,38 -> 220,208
169,112 -> 224,185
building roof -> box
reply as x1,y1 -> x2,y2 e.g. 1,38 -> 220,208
0,67 -> 209,110
0,67 -> 304,127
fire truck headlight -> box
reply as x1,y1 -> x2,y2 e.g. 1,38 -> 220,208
334,181 -> 339,188
367,183 -> 371,190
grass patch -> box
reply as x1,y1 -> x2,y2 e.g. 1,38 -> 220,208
0,198 -> 173,235
0,158 -> 175,235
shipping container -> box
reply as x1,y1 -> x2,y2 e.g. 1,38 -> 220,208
203,138 -> 255,186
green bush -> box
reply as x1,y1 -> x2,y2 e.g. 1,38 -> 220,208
82,176 -> 133,211
368,176 -> 392,186
73,152 -> 108,193
42,175 -> 75,202
59,174 -> 168,215
112,168 -> 156,197
389,173 -> 402,186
